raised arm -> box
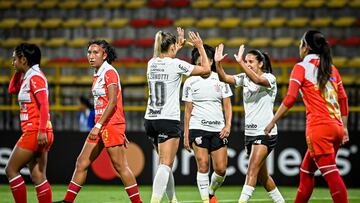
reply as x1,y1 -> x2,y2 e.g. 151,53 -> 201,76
215,44 -> 236,85
234,45 -> 270,87
8,72 -> 23,94
187,31 -> 211,76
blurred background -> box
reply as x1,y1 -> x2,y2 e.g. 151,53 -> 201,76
0,0 -> 359,187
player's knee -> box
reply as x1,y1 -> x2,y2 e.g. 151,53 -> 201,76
213,165 -> 226,176
196,159 -> 209,173
30,172 -> 46,185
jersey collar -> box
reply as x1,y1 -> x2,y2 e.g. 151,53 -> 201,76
94,61 -> 109,76
303,54 -> 319,63
23,64 -> 40,80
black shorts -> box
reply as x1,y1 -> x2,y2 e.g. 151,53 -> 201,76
189,129 -> 228,152
144,119 -> 181,147
245,134 -> 278,156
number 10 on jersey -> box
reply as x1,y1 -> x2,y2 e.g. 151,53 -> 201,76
148,81 -> 166,107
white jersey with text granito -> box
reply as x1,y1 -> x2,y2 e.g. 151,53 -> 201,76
145,57 -> 194,121
182,72 -> 233,132
234,73 -> 277,136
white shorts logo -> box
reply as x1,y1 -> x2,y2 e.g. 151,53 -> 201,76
254,139 -> 262,144
195,137 -> 202,145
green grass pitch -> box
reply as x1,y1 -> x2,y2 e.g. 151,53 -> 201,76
1,185 -> 360,202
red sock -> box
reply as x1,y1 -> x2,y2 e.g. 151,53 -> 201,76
64,181 -> 82,203
295,151 -> 316,203
316,154 -> 348,203
9,175 -> 27,203
125,184 -> 142,203
35,180 -> 52,203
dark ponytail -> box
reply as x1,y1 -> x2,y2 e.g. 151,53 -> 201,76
247,49 -> 272,73
302,30 -> 332,92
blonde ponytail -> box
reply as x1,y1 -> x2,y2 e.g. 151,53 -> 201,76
153,31 -> 163,58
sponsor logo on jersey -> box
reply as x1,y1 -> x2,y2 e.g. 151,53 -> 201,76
158,133 -> 168,139
178,64 -> 189,72
245,123 -> 258,129
20,113 -> 28,121
184,87 -> 191,98
201,119 -> 221,126
254,139 -> 262,144
148,109 -> 162,115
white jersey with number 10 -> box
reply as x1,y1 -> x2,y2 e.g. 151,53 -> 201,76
145,57 -> 194,121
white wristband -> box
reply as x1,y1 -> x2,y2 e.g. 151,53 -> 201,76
94,123 -> 102,129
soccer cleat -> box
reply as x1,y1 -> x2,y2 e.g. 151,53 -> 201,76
209,195 -> 218,203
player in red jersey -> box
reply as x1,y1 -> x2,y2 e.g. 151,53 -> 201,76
265,30 -> 349,203
6,43 -> 53,203
54,40 -> 142,203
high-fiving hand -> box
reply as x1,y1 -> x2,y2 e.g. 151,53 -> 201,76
215,43 -> 228,62
188,31 -> 203,48
234,44 -> 245,63
175,27 -> 186,51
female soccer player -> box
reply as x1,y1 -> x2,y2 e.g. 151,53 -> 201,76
6,43 -> 53,203
182,44 -> 232,203
56,40 -> 142,203
215,44 -> 285,203
265,30 -> 349,203
144,27 -> 210,203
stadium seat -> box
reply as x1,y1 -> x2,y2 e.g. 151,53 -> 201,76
327,0 -> 348,8
135,38 -> 154,48
168,0 -> 190,8
0,38 -> 23,49
58,0 -> 79,9
225,37 -> 248,48
271,37 -> 295,48
0,18 -> 18,29
333,17 -> 356,27
219,18 -> 241,29
37,1 -> 58,10
191,0 -> 212,9
27,37 -> 46,46
347,57 -> 360,68
248,37 -> 271,48
235,0 -> 257,8
174,18 -> 195,28
124,0 -> 146,9
349,0 -> 360,8
103,1 -> 123,9
310,17 -> 332,27
258,0 -> 280,8
265,17 -> 286,28
242,18 -> 264,28
280,0 -> 302,8
40,18 -> 63,29
112,38 -> 134,47
341,36 -> 360,46
67,38 -> 89,48
45,38 -> 66,48
130,18 -> 152,28
107,18 -> 129,28
203,37 -> 226,47
62,18 -> 84,28
0,1 -> 13,9
147,0 -> 167,8
213,0 -> 234,9
19,18 -> 40,29
196,17 -> 219,29
15,1 -> 36,9
80,0 -> 102,9
327,36 -> 341,46
332,56 -> 347,67
152,18 -> 173,27
85,18 -> 106,28
303,0 -> 325,8
286,17 -> 309,27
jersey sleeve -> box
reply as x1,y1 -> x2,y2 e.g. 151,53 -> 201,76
174,58 -> 195,76
221,83 -> 233,98
182,79 -> 193,102
104,69 -> 119,87
233,73 -> 245,87
289,64 -> 305,86
30,75 -> 47,94
332,66 -> 347,100
263,73 -> 276,90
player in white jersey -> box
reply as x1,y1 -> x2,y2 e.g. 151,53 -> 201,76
144,28 -> 211,203
215,44 -> 285,203
182,44 -> 233,203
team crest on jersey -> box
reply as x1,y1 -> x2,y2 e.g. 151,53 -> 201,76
214,84 -> 221,92
195,136 -> 202,145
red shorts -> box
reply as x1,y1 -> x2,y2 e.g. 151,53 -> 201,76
86,124 -> 126,147
306,124 -> 343,157
16,131 -> 54,152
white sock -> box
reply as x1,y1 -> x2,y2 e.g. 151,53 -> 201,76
268,187 -> 285,203
166,172 -> 178,202
151,164 -> 171,202
209,172 -> 226,195
239,185 -> 255,202
197,172 -> 210,202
